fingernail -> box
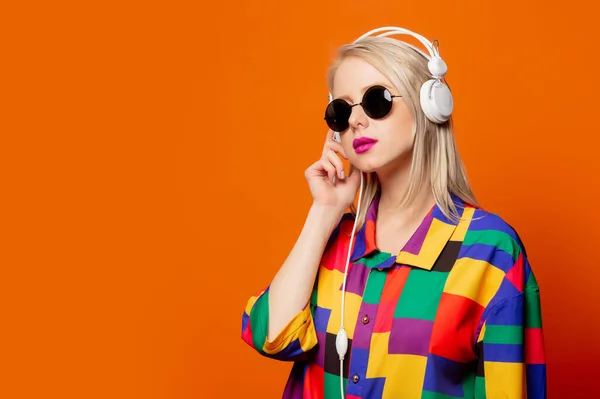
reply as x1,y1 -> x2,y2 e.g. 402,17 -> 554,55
340,171 -> 345,179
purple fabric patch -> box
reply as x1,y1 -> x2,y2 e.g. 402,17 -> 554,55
342,261 -> 370,296
315,330 -> 327,368
366,194 -> 379,222
352,302 -> 379,349
282,363 -> 309,399
388,317 -> 434,356
401,214 -> 433,255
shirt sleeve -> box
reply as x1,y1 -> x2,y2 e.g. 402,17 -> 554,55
241,285 -> 318,362
474,263 -> 547,398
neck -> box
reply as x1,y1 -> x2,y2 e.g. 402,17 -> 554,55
376,156 -> 434,224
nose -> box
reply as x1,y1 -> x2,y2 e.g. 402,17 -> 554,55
348,104 -> 369,131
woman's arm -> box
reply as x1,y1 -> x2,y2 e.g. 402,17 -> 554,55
267,203 -> 344,341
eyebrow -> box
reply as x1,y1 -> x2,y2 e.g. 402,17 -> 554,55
335,83 -> 397,102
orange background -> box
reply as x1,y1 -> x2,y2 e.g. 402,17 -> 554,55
3,0 -> 599,398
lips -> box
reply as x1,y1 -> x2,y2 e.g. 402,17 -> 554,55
353,137 -> 378,154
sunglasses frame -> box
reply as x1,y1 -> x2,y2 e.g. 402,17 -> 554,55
324,85 -> 402,133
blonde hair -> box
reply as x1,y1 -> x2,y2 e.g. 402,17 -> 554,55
326,36 -> 478,228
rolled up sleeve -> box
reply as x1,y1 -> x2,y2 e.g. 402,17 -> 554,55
241,286 -> 318,361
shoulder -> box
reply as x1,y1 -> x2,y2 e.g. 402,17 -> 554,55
463,206 -> 529,261
461,206 -> 539,307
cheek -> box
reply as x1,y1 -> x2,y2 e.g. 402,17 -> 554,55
340,137 -> 351,154
390,108 -> 415,143
384,117 -> 413,146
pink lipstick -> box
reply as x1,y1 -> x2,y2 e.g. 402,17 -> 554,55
353,137 -> 378,154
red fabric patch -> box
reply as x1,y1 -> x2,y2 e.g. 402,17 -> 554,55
381,266 -> 409,302
373,267 -> 410,333
506,252 -> 525,292
304,363 -> 324,399
364,219 -> 376,254
373,299 -> 394,333
241,321 -> 253,346
321,220 -> 354,273
429,293 -> 484,362
525,328 -> 546,364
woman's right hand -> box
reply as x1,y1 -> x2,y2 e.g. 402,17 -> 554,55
304,130 -> 361,211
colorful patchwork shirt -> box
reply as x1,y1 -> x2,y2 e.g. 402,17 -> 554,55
241,194 -> 547,398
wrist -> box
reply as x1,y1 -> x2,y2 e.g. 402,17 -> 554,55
310,201 -> 347,214
309,202 -> 347,227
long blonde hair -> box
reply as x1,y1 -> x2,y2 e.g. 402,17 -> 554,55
326,36 -> 478,228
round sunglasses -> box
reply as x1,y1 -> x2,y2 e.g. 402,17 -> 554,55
324,85 -> 402,132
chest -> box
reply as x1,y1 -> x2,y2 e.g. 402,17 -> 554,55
312,256 -> 489,379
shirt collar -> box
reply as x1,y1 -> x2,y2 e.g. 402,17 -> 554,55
349,192 -> 467,270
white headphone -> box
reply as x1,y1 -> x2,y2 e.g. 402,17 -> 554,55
330,27 -> 453,399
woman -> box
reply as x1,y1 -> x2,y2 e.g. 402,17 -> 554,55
241,27 -> 547,399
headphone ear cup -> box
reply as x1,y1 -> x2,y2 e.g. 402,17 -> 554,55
419,79 -> 454,124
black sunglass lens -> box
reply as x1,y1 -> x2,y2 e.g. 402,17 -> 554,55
325,99 -> 351,132
363,86 -> 393,119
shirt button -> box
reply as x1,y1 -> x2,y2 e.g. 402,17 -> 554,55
362,315 -> 369,324
352,374 -> 360,383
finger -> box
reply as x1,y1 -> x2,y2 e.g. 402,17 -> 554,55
324,141 -> 347,159
325,150 -> 345,179
319,159 -> 336,183
305,160 -> 323,179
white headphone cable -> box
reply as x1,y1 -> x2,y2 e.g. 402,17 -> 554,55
336,170 -> 364,398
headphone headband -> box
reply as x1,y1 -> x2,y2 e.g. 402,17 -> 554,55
353,26 -> 439,59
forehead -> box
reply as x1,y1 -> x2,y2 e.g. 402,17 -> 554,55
332,56 -> 395,100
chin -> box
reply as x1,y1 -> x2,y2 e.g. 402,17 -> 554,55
351,153 -> 388,174
352,148 -> 411,175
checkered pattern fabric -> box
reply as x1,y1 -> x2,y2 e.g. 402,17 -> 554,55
241,194 -> 546,398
